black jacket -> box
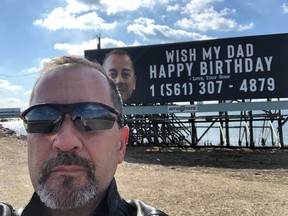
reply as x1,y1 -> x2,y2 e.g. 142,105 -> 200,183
0,178 -> 168,216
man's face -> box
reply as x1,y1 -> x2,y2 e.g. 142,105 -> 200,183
27,66 -> 129,209
104,54 -> 136,103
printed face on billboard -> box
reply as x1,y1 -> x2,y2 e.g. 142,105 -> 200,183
85,33 -> 288,105
103,51 -> 136,103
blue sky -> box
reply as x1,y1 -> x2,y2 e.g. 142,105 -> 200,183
0,0 -> 287,110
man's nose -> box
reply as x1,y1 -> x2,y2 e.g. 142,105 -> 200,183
52,115 -> 83,152
114,75 -> 124,84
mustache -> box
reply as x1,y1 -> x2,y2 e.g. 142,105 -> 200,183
39,151 -> 95,183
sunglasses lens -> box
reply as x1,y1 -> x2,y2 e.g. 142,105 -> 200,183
21,103 -> 120,133
23,106 -> 61,133
73,104 -> 116,131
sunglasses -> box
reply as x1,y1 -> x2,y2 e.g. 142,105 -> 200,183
20,102 -> 124,133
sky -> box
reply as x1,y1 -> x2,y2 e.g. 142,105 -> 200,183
0,0 -> 287,110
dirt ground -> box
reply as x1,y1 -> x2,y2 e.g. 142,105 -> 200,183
1,125 -> 288,216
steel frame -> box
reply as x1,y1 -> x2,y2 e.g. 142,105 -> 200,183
124,99 -> 288,148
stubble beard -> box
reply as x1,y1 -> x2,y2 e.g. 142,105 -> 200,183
36,152 -> 100,210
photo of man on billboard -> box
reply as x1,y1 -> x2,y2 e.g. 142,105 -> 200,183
103,49 -> 137,104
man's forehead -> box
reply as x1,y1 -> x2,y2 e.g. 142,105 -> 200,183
109,54 -> 131,63
31,66 -> 111,105
41,65 -> 106,80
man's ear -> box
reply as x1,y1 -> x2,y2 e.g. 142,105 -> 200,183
133,76 -> 136,90
118,125 -> 129,164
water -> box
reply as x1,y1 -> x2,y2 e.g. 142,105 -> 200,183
1,119 -> 26,136
180,110 -> 288,147
2,115 -> 287,147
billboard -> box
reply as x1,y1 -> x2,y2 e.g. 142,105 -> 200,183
85,33 -> 288,105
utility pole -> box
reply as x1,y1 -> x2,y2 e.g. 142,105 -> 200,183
96,33 -> 101,49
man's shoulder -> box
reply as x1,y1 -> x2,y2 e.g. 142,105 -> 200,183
126,199 -> 168,216
0,202 -> 23,216
0,202 -> 14,216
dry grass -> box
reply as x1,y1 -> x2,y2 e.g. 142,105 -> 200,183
1,132 -> 288,216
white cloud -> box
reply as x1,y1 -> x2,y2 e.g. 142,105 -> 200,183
127,17 -> 212,42
0,58 -> 51,109
159,0 -> 170,3
65,0 -> 96,13
25,58 -> 51,74
129,40 -> 142,47
33,0 -> 158,31
100,38 -> 127,48
24,90 -> 32,96
0,98 -> 28,109
281,3 -> 288,14
98,0 -> 155,15
34,11 -> 116,31
176,0 -> 254,32
6,98 -> 22,103
167,4 -> 180,11
26,67 -> 38,74
33,0 -> 116,31
54,38 -> 127,55
238,23 -> 254,31
33,0 -> 254,42
54,42 -> 89,55
0,80 -> 22,91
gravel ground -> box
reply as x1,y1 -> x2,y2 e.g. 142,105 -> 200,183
1,125 -> 288,215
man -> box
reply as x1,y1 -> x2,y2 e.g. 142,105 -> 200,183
103,49 -> 136,103
0,56 -> 167,216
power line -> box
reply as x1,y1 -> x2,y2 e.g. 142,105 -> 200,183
0,72 -> 39,78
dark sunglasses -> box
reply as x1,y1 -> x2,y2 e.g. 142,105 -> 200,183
20,102 -> 124,133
